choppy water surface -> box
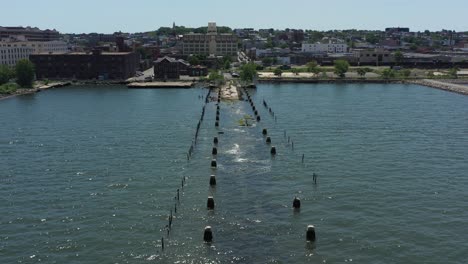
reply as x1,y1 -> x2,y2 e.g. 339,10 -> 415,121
1,84 -> 467,263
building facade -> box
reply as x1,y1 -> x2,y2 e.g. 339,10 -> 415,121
30,50 -> 139,80
353,49 -> 393,66
0,26 -> 60,41
0,40 -> 69,66
154,56 -> 208,79
301,43 -> 348,54
182,22 -> 237,56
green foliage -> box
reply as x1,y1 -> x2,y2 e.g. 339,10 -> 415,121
394,51 -> 404,65
357,67 -> 373,78
306,60 -> 318,72
224,60 -> 231,70
0,83 -> 19,94
365,33 -> 380,44
15,59 -> 35,88
240,63 -> 257,82
427,71 -> 435,78
265,38 -> 274,49
291,68 -> 300,75
308,31 -> 324,43
334,60 -> 349,78
401,69 -> 411,78
0,65 -> 14,85
274,68 -> 283,76
262,57 -> 275,66
357,68 -> 367,78
208,71 -> 224,82
381,68 -> 396,79
136,47 -> 151,60
188,56 -> 200,66
448,67 -> 459,78
221,56 -> 232,70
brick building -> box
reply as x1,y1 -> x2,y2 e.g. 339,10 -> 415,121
154,56 -> 207,80
30,50 -> 139,80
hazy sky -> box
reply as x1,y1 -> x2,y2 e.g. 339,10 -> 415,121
1,0 -> 466,33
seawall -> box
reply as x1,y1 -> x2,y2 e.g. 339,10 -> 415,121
406,79 -> 468,96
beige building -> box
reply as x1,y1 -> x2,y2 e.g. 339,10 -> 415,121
182,22 -> 237,56
0,40 -> 69,66
353,48 -> 393,66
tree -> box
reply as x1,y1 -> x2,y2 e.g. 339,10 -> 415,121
291,68 -> 300,75
274,67 -> 283,76
357,67 -> 373,78
222,56 -> 232,70
208,70 -> 225,86
365,33 -> 380,44
0,65 -> 14,85
262,57 -> 274,66
381,68 -> 396,79
357,68 -> 367,78
448,67 -> 459,79
401,69 -> 411,78
306,60 -> 318,72
240,63 -> 257,82
15,59 -> 35,88
136,47 -> 150,60
265,38 -> 274,49
223,60 -> 231,70
208,71 -> 224,82
394,51 -> 404,65
334,59 -> 349,78
188,56 -> 200,66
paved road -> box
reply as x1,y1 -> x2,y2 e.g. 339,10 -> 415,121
127,67 -> 154,82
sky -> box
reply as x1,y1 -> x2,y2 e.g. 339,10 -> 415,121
0,0 -> 467,33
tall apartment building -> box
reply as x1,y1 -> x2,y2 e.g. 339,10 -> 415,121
182,22 -> 237,56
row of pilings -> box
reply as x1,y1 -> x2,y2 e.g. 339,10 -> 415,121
198,86 -> 317,244
161,88 -> 212,251
162,85 -> 318,253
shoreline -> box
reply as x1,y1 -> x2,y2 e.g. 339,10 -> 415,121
0,82 -> 71,101
257,77 -> 468,96
406,79 -> 468,95
2,78 -> 467,101
257,78 -> 405,84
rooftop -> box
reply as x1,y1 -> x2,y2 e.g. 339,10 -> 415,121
33,51 -> 134,56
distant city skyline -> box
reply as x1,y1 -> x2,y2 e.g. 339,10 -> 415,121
1,0 -> 467,33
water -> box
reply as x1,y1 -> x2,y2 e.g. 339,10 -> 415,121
1,83 -> 467,263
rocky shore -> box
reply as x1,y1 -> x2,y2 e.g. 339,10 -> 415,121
406,79 -> 468,95
219,81 -> 240,100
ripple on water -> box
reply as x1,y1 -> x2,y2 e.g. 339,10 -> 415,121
0,84 -> 467,263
